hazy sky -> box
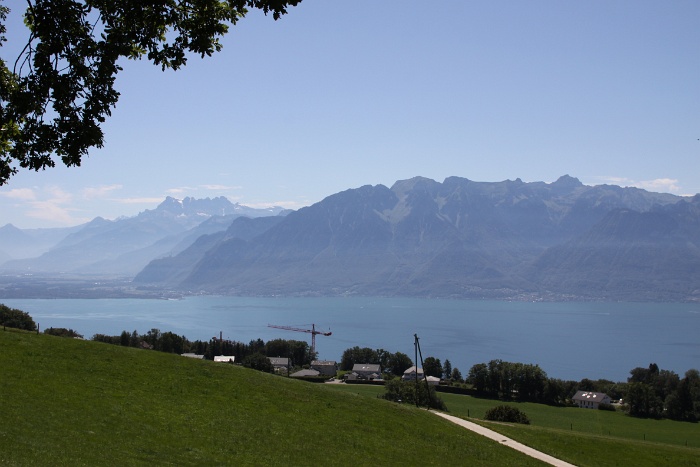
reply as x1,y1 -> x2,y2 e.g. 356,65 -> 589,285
1,1 -> 698,229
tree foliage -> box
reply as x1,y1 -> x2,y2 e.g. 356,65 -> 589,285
467,360 -> 548,402
91,327 -> 312,373
340,346 -> 379,371
384,351 -> 413,377
382,378 -> 446,411
422,356 -> 442,379
242,352 -> 273,372
0,303 -> 37,331
624,363 -> 699,421
0,0 -> 302,185
264,338 -> 312,367
340,346 -> 414,377
442,359 -> 452,380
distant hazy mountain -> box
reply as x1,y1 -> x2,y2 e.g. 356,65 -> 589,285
1,197 -> 288,275
133,176 -> 697,301
527,195 -> 700,301
0,248 -> 11,265
134,215 -> 286,285
0,223 -> 82,261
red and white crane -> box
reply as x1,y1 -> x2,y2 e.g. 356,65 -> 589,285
267,323 -> 332,356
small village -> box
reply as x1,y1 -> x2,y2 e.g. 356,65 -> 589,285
194,352 -> 616,412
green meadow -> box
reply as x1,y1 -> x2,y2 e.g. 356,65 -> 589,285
0,329 -> 543,466
328,384 -> 700,466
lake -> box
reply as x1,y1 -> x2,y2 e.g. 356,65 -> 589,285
3,296 -> 698,382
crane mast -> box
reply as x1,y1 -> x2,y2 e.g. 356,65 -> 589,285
267,323 -> 332,356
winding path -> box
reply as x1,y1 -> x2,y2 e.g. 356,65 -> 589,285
432,411 -> 577,467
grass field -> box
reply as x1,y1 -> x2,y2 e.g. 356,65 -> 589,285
0,329 -> 545,466
327,383 -> 700,466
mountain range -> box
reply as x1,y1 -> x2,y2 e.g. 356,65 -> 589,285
0,197 -> 288,276
2,176 -> 698,301
133,175 -> 699,301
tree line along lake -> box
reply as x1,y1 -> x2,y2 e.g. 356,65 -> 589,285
3,296 -> 698,382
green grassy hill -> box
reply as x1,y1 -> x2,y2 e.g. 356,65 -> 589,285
0,329 -> 542,466
328,385 -> 700,466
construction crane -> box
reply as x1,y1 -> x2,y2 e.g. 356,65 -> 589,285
267,323 -> 332,356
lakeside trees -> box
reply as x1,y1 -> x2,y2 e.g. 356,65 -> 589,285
91,328 -> 314,368
466,359 -> 700,422
467,360 -> 549,403
625,363 -> 700,421
340,346 -> 418,378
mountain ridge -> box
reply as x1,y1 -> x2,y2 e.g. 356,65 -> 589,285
0,197 -> 288,275
134,175 -> 697,301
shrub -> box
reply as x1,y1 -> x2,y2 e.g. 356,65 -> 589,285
598,402 -> 616,411
484,405 -> 530,424
382,379 -> 447,411
44,327 -> 83,338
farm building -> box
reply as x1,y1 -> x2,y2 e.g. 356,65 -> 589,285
572,391 -> 611,409
213,355 -> 235,363
351,363 -> 382,380
311,360 -> 338,376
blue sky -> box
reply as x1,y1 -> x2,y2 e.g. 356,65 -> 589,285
1,1 -> 698,228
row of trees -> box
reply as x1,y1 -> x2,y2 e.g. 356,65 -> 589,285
0,304 -> 313,374
466,359 -> 633,406
339,346 -> 464,381
340,346 -> 413,376
467,360 -> 551,403
423,356 -> 463,382
625,363 -> 700,421
465,359 -> 700,421
464,359 -> 655,407
91,328 -> 315,368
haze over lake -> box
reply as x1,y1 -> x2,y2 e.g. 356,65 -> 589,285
4,297 -> 698,382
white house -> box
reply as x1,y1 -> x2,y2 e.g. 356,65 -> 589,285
402,367 -> 439,385
402,366 -> 424,381
351,363 -> 382,380
291,369 -> 321,378
213,355 -> 235,363
269,357 -> 290,373
181,353 -> 204,359
426,376 -> 440,386
572,390 -> 611,409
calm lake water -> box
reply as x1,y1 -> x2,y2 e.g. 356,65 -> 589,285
3,296 -> 699,382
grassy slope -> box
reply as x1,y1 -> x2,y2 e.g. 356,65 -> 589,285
0,330 -> 543,466
329,385 -> 700,467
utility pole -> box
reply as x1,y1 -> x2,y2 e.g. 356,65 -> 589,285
414,334 -> 419,406
413,333 -> 432,409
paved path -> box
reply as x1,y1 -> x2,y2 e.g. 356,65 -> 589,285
432,411 -> 577,467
